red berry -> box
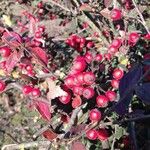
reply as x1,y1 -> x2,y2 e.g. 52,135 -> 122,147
59,92 -> 71,104
0,46 -> 11,57
80,37 -> 86,45
31,88 -> 41,97
82,87 -> 95,99
75,73 -> 84,85
35,31 -> 42,38
65,76 -> 75,88
128,32 -> 140,44
72,85 -> 83,95
97,128 -> 109,141
89,109 -> 101,122
37,1 -> 43,8
0,80 -> 6,92
111,9 -> 122,21
38,8 -> 44,15
38,26 -> 45,32
144,33 -> 150,40
96,95 -> 109,107
22,85 -> 33,95
84,52 -> 93,63
25,65 -> 33,71
111,79 -> 119,89
83,72 -> 96,85
113,68 -> 124,80
95,54 -> 103,61
104,53 -> 111,61
111,38 -> 122,48
86,41 -> 94,49
72,59 -> 87,72
86,129 -> 98,140
109,45 -> 118,54
105,90 -> 117,101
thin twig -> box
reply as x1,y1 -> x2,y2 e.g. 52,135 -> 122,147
132,0 -> 150,34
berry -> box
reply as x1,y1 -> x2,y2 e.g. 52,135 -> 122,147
144,33 -> 150,40
35,31 -> 42,38
22,85 -> 33,95
75,73 -> 84,85
97,128 -> 109,141
38,26 -> 45,32
86,41 -> 94,49
86,129 -> 98,140
113,68 -> 124,80
111,79 -> 119,89
37,1 -> 43,8
0,80 -> 6,92
111,9 -> 122,21
84,52 -> 93,63
72,58 -> 87,72
89,109 -> 101,122
109,45 -> 118,54
95,54 -> 103,61
128,32 -> 140,44
105,90 -> 117,101
83,72 -> 96,85
0,46 -> 11,57
111,38 -> 122,49
104,53 -> 111,61
25,65 -> 33,71
82,87 -> 95,99
96,95 -> 109,107
64,76 -> 75,88
31,88 -> 41,97
59,92 -> 71,104
72,85 -> 83,95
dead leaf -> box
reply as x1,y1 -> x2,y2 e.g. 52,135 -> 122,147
71,141 -> 86,150
46,78 -> 67,100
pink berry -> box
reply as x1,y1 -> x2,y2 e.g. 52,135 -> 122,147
72,59 -> 87,72
95,54 -> 103,61
86,129 -> 98,140
113,68 -> 124,80
89,109 -> 101,122
0,46 -> 11,57
83,72 -> 96,85
0,80 -> 6,92
82,87 -> 95,99
22,85 -> 33,95
75,73 -> 84,85
111,38 -> 122,48
105,90 -> 117,101
111,79 -> 119,89
96,95 -> 109,107
109,45 -> 118,54
111,9 -> 122,21
128,32 -> 140,44
35,31 -> 42,38
86,41 -> 94,49
31,88 -> 41,97
59,92 -> 71,104
84,52 -> 93,63
72,85 -> 83,95
64,76 -> 75,88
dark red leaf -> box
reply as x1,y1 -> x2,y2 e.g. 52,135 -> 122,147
30,47 -> 48,64
42,129 -> 57,141
35,101 -> 51,121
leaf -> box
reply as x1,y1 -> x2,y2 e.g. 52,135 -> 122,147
28,16 -> 37,37
46,78 -> 67,100
70,124 -> 86,135
71,141 -> 86,150
35,100 -> 51,121
5,51 -> 23,73
115,125 -> 124,140
135,83 -> 150,104
114,64 -> 143,115
104,0 -> 112,8
79,4 -> 93,12
2,31 -> 22,47
42,129 -> 57,141
30,47 -> 48,64
100,8 -> 111,19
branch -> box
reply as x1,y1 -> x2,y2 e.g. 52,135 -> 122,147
1,141 -> 51,150
132,0 -> 150,34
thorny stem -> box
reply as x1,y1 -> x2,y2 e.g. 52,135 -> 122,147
132,0 -> 150,34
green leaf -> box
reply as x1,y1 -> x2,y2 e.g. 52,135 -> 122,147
115,125 -> 124,140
